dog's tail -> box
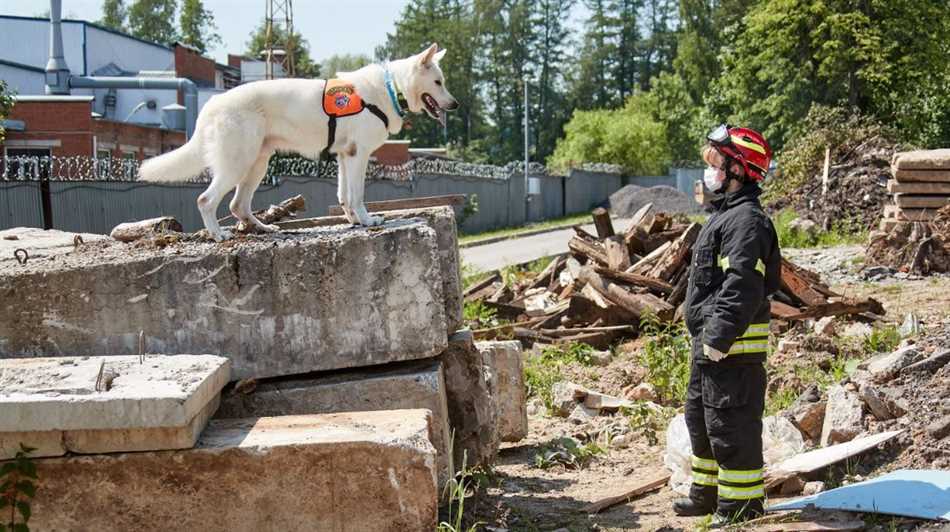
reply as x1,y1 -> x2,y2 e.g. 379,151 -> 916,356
138,137 -> 205,183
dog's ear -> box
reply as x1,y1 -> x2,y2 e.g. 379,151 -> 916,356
434,49 -> 447,63
418,43 -> 439,66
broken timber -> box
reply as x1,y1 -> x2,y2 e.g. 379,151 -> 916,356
328,194 -> 465,215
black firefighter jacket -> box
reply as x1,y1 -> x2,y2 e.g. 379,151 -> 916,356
685,183 -> 781,365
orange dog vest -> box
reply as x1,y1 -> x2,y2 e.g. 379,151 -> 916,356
323,79 -> 365,118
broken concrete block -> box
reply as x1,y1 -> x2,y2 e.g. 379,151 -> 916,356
589,350 -> 612,366
777,339 -> 802,354
779,475 -> 806,495
900,349 -> 950,376
814,316 -> 837,337
0,219 -> 449,380
583,390 -> 634,412
786,400 -> 827,443
568,404 -> 599,425
927,414 -> 950,440
803,481 -> 826,496
28,411 -> 438,532
0,355 -> 229,458
477,340 -> 528,443
216,360 -> 452,486
552,381 -> 588,417
864,346 -> 920,383
858,383 -> 898,421
442,330 -> 498,467
626,382 -> 658,402
821,385 -> 864,446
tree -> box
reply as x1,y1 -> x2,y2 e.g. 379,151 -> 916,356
320,54 -> 373,78
246,20 -> 321,78
99,0 -> 127,31
0,80 -> 15,145
530,0 -> 576,160
570,0 -> 618,110
179,0 -> 221,54
128,0 -> 178,45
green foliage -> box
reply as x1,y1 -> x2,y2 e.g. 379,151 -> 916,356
0,81 -> 15,145
772,210 -> 867,249
178,0 -> 221,55
638,316 -> 691,404
548,93 -> 672,175
245,20 -> 321,78
765,386 -> 798,417
437,452 -> 484,532
533,437 -> 605,469
127,0 -> 178,45
1,445 -> 37,532
462,301 -> 500,329
861,325 -> 901,354
620,402 -> 674,446
523,342 -> 596,412
99,0 -> 127,31
319,54 -> 372,78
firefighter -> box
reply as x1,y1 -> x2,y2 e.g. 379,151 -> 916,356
672,124 -> 781,525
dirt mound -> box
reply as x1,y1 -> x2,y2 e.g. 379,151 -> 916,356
866,205 -> 950,274
608,185 -> 700,217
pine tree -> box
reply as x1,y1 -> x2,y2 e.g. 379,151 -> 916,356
179,0 -> 221,55
128,0 -> 178,45
570,0 -> 618,110
100,0 -> 127,31
531,0 -> 576,160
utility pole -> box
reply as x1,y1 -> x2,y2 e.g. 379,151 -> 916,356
264,0 -> 295,79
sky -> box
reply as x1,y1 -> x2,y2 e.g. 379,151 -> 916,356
3,0 -> 414,64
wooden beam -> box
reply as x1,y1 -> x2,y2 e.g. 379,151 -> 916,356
594,266 -> 673,294
581,473 -> 671,514
579,268 -> 674,321
647,223 -> 701,281
604,235 -> 631,270
782,297 -> 885,320
780,259 -> 830,307
628,241 -> 671,275
327,194 -> 465,215
463,272 -> 501,300
887,180 -> 950,194
110,216 -> 182,242
895,194 -> 950,210
569,236 -> 610,266
770,300 -> 802,319
892,169 -> 950,182
591,207 -> 615,239
882,204 -> 938,221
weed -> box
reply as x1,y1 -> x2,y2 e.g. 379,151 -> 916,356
862,324 -> 901,353
463,300 -> 501,329
620,402 -> 674,446
1,444 -> 37,532
523,342 -> 597,412
765,386 -> 798,416
772,209 -> 866,249
639,316 -> 691,405
437,452 -> 484,532
533,437 -> 605,470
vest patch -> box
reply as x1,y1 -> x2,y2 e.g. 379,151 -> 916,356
323,79 -> 364,118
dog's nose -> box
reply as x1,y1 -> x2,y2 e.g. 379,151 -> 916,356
447,100 -> 460,111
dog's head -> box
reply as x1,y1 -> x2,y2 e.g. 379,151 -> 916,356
403,43 -> 458,126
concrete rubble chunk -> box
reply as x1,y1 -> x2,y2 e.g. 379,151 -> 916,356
814,316 -> 837,337
0,355 -> 229,458
0,227 -> 107,265
568,404 -> 599,425
27,411 -> 438,532
215,359 -> 453,486
927,414 -> 950,440
583,390 -> 634,412
779,475 -> 806,496
552,381 -> 589,417
863,346 -> 921,383
786,400 -> 827,443
821,385 -> 864,446
803,481 -> 826,496
0,219 -> 449,380
627,382 -> 658,402
477,340 -> 528,443
442,330 -> 498,467
858,383 -> 898,421
900,349 -> 950,376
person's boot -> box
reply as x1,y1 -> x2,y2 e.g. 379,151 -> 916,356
672,497 -> 716,517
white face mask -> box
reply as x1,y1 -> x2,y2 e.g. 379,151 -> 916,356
703,166 -> 723,192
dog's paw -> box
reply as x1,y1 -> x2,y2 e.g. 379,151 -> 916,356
259,224 -> 280,233
211,229 -> 233,242
367,214 -> 385,227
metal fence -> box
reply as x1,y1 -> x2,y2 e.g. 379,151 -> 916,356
0,155 -> 696,235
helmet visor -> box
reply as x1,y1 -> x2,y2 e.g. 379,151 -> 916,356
707,124 -> 730,144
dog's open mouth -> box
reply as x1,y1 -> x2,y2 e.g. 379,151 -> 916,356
422,93 -> 445,127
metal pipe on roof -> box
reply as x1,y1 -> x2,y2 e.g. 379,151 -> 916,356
69,76 -> 198,139
44,0 -> 70,94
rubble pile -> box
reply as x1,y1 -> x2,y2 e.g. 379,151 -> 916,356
466,203 -> 884,347
867,148 -> 950,274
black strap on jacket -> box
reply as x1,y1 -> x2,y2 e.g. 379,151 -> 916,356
323,102 -> 390,158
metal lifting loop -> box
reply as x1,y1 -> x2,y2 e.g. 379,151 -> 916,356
14,249 -> 28,265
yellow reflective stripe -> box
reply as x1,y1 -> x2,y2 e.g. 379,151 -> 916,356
718,483 -> 765,500
719,256 -> 730,271
755,258 -> 766,275
692,472 -> 718,486
739,323 -> 770,337
718,469 -> 763,483
728,340 -> 769,354
692,456 -> 718,470
730,135 -> 767,154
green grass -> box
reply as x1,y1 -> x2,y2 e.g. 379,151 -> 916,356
523,342 -> 598,412
862,324 -> 902,353
462,300 -> 502,329
765,386 -> 798,416
773,209 -> 867,248
458,213 -> 593,246
639,316 -> 692,405
533,437 -> 606,470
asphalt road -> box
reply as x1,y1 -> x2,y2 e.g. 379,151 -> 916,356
460,218 -> 632,273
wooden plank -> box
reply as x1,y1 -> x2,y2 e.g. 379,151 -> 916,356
647,223 -> 701,281
751,520 -> 866,531
628,241 -> 671,275
569,236 -> 610,266
883,204 -> 940,221
765,431 -> 903,488
887,180 -> 950,194
895,194 -> 950,209
573,225 -> 599,242
581,473 -> 670,514
527,257 -> 563,291
783,297 -> 885,320
592,207 -> 615,239
771,300 -> 802,319
892,168 -> 950,182
593,266 -> 673,294
666,269 -> 689,306
623,203 -> 655,255
539,325 -> 635,337
463,272 -> 501,300
604,235 -> 631,270
580,268 -> 674,321
780,259 -> 830,307
327,194 -> 465,215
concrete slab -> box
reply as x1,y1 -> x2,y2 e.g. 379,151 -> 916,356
0,218 -> 448,380
477,340 -> 528,442
28,411 -> 438,532
0,355 -> 229,458
0,227 -> 107,266
216,360 -> 453,485
443,330 -> 498,467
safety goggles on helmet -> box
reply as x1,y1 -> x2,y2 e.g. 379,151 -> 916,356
707,124 -> 731,145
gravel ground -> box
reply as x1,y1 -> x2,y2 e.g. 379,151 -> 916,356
608,185 -> 701,217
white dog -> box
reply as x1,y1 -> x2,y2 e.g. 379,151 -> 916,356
139,43 -> 457,241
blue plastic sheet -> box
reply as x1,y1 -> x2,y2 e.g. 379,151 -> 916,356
769,469 -> 950,521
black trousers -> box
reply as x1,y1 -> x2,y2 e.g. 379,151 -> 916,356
684,357 -> 767,517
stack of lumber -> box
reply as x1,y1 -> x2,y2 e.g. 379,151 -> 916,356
881,148 -> 950,231
466,205 -> 883,348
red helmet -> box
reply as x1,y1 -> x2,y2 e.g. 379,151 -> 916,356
707,124 -> 772,182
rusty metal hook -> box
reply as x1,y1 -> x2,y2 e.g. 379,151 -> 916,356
14,248 -> 28,265
73,235 -> 84,248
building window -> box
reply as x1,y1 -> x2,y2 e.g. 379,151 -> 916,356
3,148 -> 51,180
